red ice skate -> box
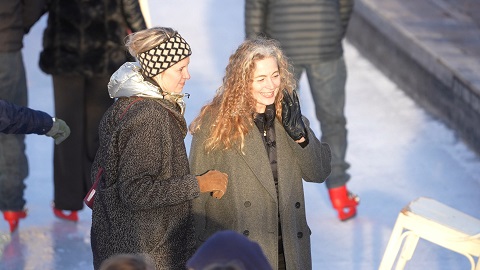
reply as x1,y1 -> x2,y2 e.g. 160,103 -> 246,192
53,207 -> 78,222
328,185 -> 360,221
3,210 -> 27,233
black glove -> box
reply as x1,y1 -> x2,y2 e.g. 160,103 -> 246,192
281,89 -> 306,141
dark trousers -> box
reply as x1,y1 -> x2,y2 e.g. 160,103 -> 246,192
0,51 -> 28,211
294,57 -> 350,188
52,74 -> 113,210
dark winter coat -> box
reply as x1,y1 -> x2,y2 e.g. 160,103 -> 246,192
0,99 -> 53,135
0,0 -> 46,52
91,63 -> 200,269
39,0 -> 146,77
245,0 -> 354,64
189,114 -> 331,270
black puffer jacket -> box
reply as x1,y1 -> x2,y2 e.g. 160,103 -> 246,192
39,0 -> 146,76
245,0 -> 354,64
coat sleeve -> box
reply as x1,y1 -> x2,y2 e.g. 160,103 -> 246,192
189,129 -> 217,177
115,105 -> 199,210
121,0 -> 147,32
286,116 -> 332,183
23,0 -> 47,33
245,0 -> 269,38
338,0 -> 354,37
0,100 -> 53,135
188,126 -> 219,244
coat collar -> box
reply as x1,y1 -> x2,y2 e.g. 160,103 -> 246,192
236,124 -> 278,201
234,119 -> 294,203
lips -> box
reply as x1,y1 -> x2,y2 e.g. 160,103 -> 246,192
260,91 -> 275,98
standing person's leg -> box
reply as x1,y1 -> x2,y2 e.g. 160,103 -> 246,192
305,56 -> 359,221
306,57 -> 349,187
52,74 -> 85,220
83,75 -> 112,192
0,51 -> 29,231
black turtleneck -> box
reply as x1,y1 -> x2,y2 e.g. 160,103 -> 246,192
254,104 -> 285,255
254,104 -> 278,182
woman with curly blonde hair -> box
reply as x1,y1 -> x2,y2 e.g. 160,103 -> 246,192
189,36 -> 332,270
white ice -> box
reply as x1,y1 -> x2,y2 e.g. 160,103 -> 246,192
1,1 -> 479,269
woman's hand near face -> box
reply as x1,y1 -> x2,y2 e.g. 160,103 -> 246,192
281,89 -> 307,142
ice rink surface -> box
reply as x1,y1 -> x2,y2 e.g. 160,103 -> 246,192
1,1 -> 479,269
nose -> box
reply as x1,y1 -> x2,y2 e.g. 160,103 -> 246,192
183,68 -> 191,80
265,77 -> 276,89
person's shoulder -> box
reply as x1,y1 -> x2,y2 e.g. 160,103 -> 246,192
190,111 -> 215,138
195,110 -> 215,127
110,98 -> 157,121
128,98 -> 180,124
133,98 -> 163,113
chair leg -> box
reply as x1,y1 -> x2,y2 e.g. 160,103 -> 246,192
379,214 -> 407,270
472,255 -> 479,270
395,232 -> 419,270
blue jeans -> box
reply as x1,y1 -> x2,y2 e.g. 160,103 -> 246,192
294,57 -> 350,188
0,51 -> 28,211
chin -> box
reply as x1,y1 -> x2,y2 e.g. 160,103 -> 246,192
264,99 -> 276,105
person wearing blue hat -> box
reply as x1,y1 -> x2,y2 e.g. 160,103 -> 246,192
187,230 -> 272,270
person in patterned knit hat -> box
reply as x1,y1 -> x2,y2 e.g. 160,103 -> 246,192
90,27 -> 228,270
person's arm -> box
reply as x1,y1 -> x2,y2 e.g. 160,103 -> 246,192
188,124 -> 219,243
0,100 -> 71,144
122,0 -> 147,32
0,100 -> 52,135
115,104 -> 200,210
245,0 -> 269,38
23,0 -> 48,34
338,0 -> 354,38
282,115 -> 332,184
280,90 -> 332,182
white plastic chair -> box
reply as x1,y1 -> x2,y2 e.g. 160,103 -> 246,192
379,197 -> 480,270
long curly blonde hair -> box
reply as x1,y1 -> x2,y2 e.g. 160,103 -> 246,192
189,37 -> 296,153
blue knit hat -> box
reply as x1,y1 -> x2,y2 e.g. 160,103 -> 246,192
186,230 -> 273,270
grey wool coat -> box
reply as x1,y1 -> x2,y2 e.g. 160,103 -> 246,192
189,115 -> 331,270
90,64 -> 200,270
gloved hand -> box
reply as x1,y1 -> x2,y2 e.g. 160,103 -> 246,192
281,89 -> 306,141
46,118 -> 71,145
196,170 -> 228,199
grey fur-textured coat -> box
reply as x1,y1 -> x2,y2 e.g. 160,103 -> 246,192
245,0 -> 354,64
90,63 -> 199,269
189,115 -> 331,270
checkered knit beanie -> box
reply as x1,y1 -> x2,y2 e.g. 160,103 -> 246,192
137,32 -> 192,78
